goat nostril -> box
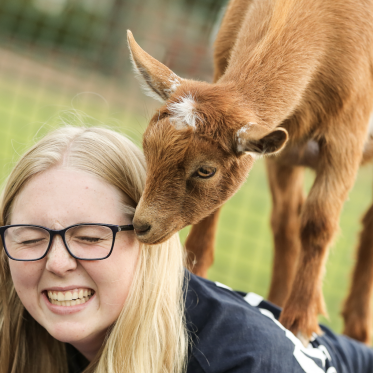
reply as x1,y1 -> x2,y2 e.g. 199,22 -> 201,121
133,223 -> 151,235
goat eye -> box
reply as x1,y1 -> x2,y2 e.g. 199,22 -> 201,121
194,167 -> 216,179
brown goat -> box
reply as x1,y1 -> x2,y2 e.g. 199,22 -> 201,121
127,0 -> 373,343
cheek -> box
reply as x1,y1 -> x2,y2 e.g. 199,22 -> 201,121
85,239 -> 140,312
8,261 -> 43,311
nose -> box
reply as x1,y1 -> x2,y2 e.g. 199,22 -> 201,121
132,220 -> 151,236
45,235 -> 77,276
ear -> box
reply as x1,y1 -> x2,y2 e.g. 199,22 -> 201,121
236,125 -> 288,155
127,30 -> 184,102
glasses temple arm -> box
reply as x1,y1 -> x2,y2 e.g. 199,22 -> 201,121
118,224 -> 134,231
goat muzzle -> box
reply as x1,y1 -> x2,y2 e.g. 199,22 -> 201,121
133,222 -> 151,236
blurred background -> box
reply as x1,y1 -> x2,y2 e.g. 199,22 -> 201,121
0,0 -> 372,334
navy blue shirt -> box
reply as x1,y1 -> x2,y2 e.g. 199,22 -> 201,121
67,272 -> 373,372
186,273 -> 373,373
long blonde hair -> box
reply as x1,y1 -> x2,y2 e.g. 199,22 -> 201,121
0,126 -> 188,373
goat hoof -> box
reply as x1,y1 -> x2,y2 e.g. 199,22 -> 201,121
279,306 -> 322,344
192,266 -> 208,278
296,332 -> 311,347
342,312 -> 371,345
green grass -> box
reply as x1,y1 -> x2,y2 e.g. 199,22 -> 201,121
1,73 -> 373,334
0,74 -> 145,182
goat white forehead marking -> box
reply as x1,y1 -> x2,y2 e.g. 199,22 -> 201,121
168,94 -> 199,128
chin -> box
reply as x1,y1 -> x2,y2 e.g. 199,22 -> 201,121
46,321 -> 93,343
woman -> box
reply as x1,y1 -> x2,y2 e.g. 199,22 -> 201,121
0,126 -> 187,373
0,125 -> 372,373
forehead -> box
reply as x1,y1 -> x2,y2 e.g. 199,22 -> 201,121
10,167 -> 128,227
143,118 -> 227,167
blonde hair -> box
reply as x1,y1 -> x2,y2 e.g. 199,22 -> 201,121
0,126 -> 188,373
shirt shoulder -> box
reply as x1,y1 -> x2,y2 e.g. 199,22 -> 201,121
185,273 -> 351,373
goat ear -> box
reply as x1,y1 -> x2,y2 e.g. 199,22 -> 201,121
127,30 -> 183,102
236,126 -> 288,155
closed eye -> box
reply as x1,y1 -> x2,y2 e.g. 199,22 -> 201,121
74,236 -> 103,243
20,238 -> 46,245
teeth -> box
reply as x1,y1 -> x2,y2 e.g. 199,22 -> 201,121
47,288 -> 94,306
65,291 -> 72,301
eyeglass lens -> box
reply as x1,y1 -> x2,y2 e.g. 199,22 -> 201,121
4,225 -> 114,260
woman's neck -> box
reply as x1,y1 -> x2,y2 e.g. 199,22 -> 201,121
70,328 -> 107,361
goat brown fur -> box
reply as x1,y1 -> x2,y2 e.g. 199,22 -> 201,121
128,0 -> 373,343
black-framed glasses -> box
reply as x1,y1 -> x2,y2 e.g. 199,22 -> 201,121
0,223 -> 134,261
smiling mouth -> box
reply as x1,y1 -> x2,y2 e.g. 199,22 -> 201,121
46,289 -> 95,307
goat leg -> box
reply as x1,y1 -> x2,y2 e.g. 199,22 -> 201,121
280,126 -> 365,342
266,158 -> 304,307
342,204 -> 373,344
